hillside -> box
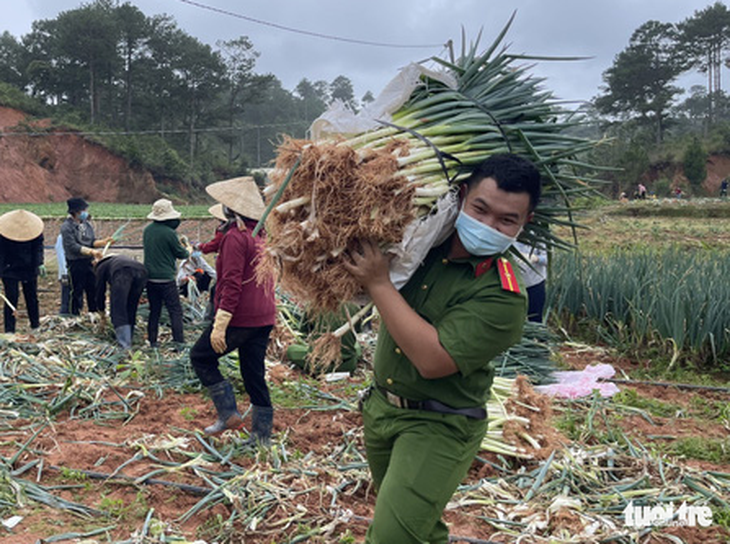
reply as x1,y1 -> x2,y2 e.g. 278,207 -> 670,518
0,106 -> 163,203
643,152 -> 730,195
5,104 -> 730,203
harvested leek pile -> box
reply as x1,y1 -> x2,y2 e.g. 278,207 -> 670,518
263,17 -> 602,313
494,321 -> 558,385
2,310 -> 726,541
2,327 -> 728,543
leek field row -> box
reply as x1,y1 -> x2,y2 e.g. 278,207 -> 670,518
548,248 -> 730,368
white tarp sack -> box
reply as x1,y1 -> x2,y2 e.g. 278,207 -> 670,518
387,190 -> 459,290
310,63 -> 457,141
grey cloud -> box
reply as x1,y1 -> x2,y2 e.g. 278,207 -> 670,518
2,0 -> 718,104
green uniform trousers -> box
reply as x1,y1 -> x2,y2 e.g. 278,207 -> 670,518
362,387 -> 487,544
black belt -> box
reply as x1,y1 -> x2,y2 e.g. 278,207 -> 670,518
374,385 -> 486,420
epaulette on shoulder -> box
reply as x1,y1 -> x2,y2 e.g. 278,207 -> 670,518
496,257 -> 521,294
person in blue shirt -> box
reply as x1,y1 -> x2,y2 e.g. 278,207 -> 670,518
55,234 -> 70,315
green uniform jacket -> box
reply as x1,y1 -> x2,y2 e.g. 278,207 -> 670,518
373,240 -> 527,408
142,221 -> 189,281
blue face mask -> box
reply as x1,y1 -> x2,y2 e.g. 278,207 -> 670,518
79,211 -> 89,221
455,209 -> 519,256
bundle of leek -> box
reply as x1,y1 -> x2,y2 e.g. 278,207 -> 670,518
102,220 -> 130,257
262,15 -> 603,315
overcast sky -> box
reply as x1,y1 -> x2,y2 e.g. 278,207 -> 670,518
3,0 -> 718,106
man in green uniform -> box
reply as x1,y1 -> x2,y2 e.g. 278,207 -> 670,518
344,153 -> 541,544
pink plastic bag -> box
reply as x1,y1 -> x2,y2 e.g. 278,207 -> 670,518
535,363 -> 620,399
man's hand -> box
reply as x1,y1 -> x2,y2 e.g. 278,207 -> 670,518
342,240 -> 392,292
344,240 -> 459,380
210,309 -> 233,354
93,237 -> 114,248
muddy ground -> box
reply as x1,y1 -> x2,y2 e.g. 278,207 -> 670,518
0,232 -> 728,543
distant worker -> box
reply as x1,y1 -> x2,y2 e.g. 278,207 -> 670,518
94,254 -> 148,350
514,241 -> 548,323
177,250 -> 216,298
195,203 -> 229,255
721,178 -> 728,198
0,210 -> 46,333
143,199 -> 189,347
55,234 -> 70,315
190,177 -> 276,447
60,198 -> 113,315
194,203 -> 230,322
637,183 -> 647,199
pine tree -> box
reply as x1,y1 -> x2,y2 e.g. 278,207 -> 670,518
683,137 -> 707,190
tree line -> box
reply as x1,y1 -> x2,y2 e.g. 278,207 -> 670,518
1,1 -> 729,196
0,0 -> 373,187
596,1 -> 730,140
589,2 -> 730,196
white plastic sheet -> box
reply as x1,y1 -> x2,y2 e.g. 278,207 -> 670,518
387,190 -> 459,290
310,63 -> 457,141
2,515 -> 23,529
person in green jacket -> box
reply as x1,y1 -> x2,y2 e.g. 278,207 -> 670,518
143,199 -> 189,347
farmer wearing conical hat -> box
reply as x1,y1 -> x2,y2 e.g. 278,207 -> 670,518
60,198 -> 114,315
142,199 -> 189,347
344,153 -> 541,544
189,177 -> 276,447
0,210 -> 45,333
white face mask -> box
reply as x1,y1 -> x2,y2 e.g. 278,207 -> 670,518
455,208 -> 520,256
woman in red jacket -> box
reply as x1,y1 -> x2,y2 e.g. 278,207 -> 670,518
190,177 -> 277,447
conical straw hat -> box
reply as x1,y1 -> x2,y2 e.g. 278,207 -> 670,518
208,203 -> 227,222
0,210 -> 44,242
205,176 -> 265,221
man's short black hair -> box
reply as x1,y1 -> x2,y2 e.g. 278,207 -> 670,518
464,153 -> 542,211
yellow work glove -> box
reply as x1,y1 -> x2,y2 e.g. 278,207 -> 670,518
210,309 -> 232,354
